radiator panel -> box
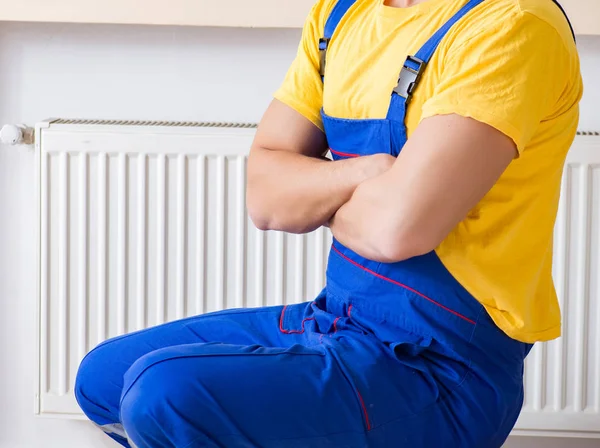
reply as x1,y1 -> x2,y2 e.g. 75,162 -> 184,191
37,124 -> 332,417
518,137 -> 600,435
37,122 -> 600,437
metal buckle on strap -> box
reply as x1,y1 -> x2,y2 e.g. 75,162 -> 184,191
393,56 -> 427,103
319,37 -> 330,77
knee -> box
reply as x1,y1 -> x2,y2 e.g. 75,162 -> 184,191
119,367 -> 161,435
74,339 -> 120,420
120,355 -> 195,444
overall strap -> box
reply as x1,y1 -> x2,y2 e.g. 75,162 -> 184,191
319,0 -> 359,79
392,0 -> 574,107
392,0 -> 486,105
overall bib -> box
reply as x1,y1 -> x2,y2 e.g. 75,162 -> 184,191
74,1 -> 575,446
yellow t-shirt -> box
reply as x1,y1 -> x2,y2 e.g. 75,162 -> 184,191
274,0 -> 583,343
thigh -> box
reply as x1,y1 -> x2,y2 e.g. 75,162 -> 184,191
75,303 -> 316,425
119,341 -> 372,448
120,327 -> 482,448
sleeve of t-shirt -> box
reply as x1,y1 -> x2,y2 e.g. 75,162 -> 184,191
273,1 -> 328,131
420,11 -> 577,154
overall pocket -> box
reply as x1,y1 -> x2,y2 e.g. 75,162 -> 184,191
278,303 -> 317,335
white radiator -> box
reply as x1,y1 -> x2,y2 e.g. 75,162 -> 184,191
516,132 -> 600,438
34,119 -> 600,438
34,119 -> 332,418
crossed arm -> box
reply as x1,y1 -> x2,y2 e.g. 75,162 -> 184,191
247,99 -> 517,263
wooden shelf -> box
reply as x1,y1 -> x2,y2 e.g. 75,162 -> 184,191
0,0 -> 597,34
0,0 -> 314,28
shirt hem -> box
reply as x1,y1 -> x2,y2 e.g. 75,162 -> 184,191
273,90 -> 325,132
485,307 -> 561,343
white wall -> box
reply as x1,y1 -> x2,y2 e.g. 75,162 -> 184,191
0,22 -> 599,448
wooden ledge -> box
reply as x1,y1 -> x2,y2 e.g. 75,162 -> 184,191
0,0 -> 596,34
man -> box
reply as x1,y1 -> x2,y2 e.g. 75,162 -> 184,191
75,0 -> 583,446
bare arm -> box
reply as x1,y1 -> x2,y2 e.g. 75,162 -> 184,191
247,99 -> 394,234
329,114 -> 517,262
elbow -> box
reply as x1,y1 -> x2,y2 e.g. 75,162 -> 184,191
247,210 -> 311,234
246,188 -> 272,231
248,207 -> 315,234
247,207 -> 317,235
376,235 -> 434,264
246,162 -> 298,232
246,188 -> 309,234
249,213 -> 270,232
246,173 -> 324,234
372,222 -> 440,263
246,147 -> 279,231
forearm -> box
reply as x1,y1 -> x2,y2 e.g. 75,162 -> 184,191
247,147 -> 377,234
330,115 -> 518,263
329,171 -> 425,263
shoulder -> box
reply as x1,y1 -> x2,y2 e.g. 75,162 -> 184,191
438,0 -> 581,95
423,0 -> 582,143
517,0 -> 577,48
446,0 -> 578,57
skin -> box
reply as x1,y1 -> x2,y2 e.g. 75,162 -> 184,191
247,99 -> 516,263
328,113 -> 516,262
247,0 -> 517,263
247,100 -> 395,234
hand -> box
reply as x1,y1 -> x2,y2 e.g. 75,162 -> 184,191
359,153 -> 396,182
325,154 -> 395,229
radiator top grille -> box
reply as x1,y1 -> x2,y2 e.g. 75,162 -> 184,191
46,119 -> 596,136
49,119 -> 258,128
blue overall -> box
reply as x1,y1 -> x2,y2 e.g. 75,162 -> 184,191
75,1 -> 538,447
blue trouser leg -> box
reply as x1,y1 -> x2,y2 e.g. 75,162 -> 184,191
75,306 -> 310,447
76,288 -> 528,447
75,302 -> 375,447
119,342 -> 371,448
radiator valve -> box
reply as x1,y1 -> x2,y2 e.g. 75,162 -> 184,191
0,124 -> 34,146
